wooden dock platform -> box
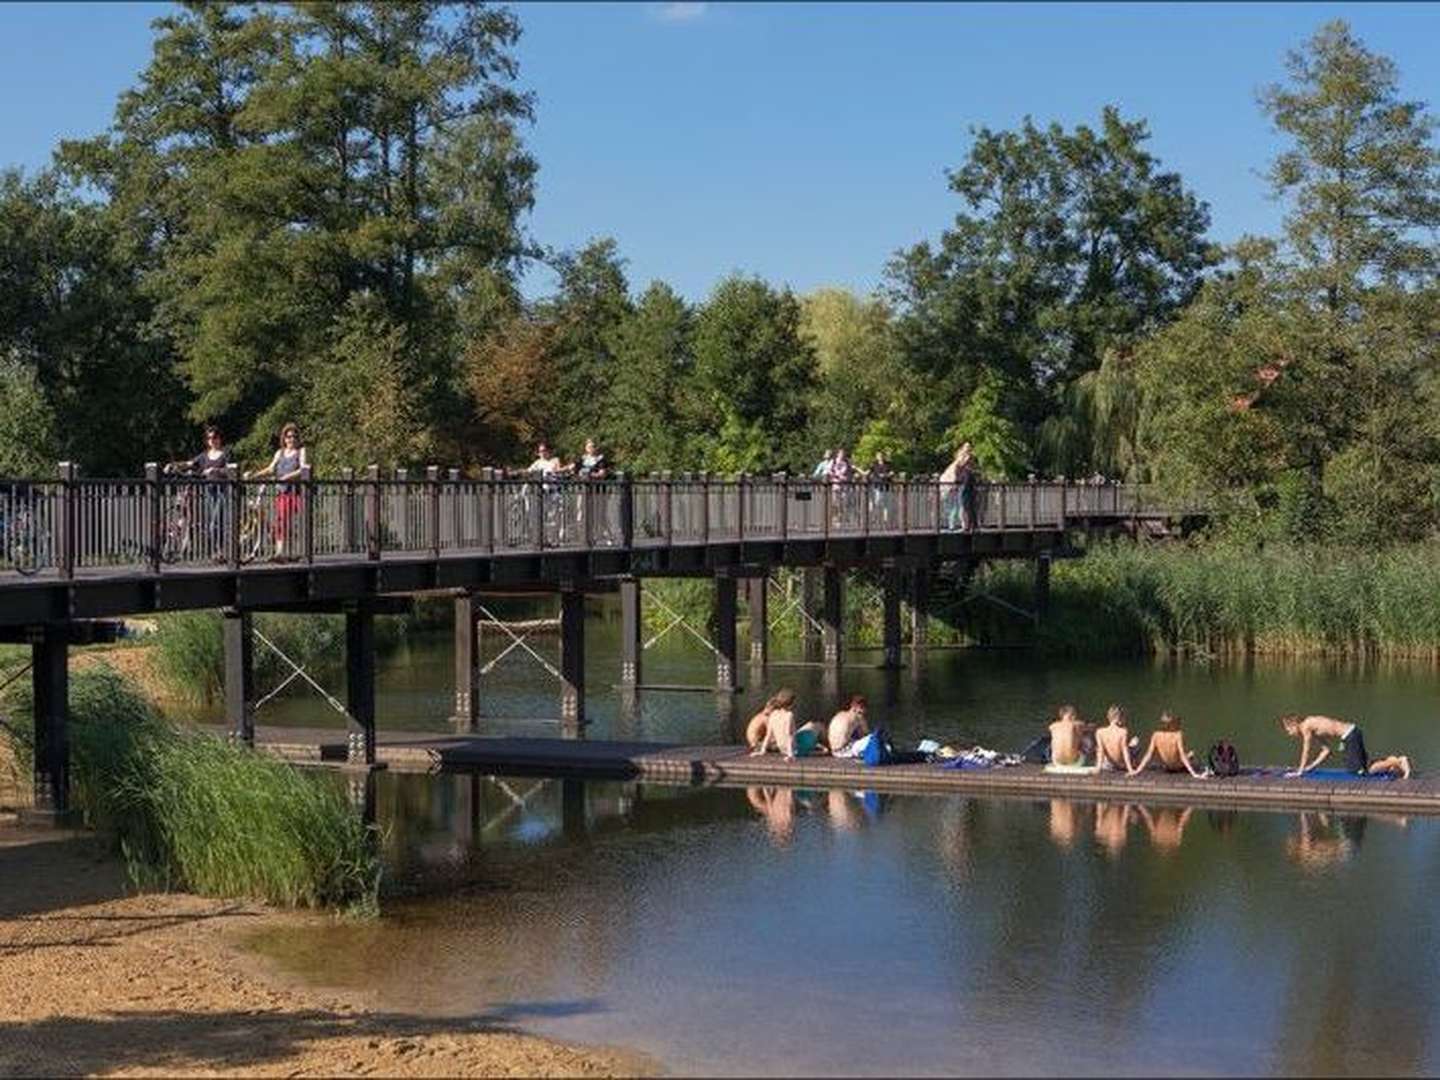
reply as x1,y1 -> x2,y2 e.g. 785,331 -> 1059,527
226,726 -> 1440,817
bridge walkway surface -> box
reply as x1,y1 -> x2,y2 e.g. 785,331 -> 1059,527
222,727 -> 1440,818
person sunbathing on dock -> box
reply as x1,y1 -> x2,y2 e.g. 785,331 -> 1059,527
1278,714 -> 1412,778
1128,712 -> 1208,778
1095,705 -> 1139,772
827,695 -> 869,755
750,688 -> 799,759
745,696 -> 779,750
1048,705 -> 1092,766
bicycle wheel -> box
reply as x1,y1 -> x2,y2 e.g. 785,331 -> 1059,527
7,512 -> 46,575
238,504 -> 265,564
159,516 -> 191,564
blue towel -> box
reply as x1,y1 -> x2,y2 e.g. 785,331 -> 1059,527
1301,768 -> 1397,782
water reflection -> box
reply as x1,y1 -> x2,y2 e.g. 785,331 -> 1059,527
258,773 -> 1440,1077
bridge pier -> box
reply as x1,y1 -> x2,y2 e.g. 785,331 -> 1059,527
451,593 -> 479,731
620,577 -> 642,689
223,608 -> 255,746
801,568 -> 822,660
560,589 -> 586,734
908,566 -> 930,656
881,565 -> 903,669
746,575 -> 768,669
715,574 -> 738,692
23,625 -> 72,825
821,566 -> 843,669
1035,553 -> 1051,626
345,602 -> 376,765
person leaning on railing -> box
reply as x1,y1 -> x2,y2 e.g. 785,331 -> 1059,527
244,422 -> 309,561
164,425 -> 232,556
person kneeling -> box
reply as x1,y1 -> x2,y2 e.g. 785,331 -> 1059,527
1278,714 -> 1411,779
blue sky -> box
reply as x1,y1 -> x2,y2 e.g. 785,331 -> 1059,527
2,2 -> 1437,302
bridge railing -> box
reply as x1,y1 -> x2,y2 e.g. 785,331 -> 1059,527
0,467 -> 1194,578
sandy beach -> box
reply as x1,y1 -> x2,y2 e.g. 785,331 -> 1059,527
0,820 -> 652,1078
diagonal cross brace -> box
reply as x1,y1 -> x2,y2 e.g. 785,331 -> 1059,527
474,602 -> 562,681
642,585 -> 723,659
251,627 -> 356,722
766,575 -> 824,636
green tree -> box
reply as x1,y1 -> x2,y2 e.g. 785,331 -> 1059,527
800,288 -> 908,461
600,281 -> 695,472
0,353 -> 60,477
888,106 -> 1217,472
691,276 -> 818,473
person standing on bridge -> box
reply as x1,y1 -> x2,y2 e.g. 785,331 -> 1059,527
244,422 -> 309,561
940,443 -> 975,531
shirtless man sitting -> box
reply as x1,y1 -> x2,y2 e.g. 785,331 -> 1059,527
1094,705 -> 1138,772
1279,714 -> 1412,779
827,695 -> 869,755
1048,705 -> 1091,766
751,688 -> 799,759
1129,711 -> 1207,778
745,698 -> 776,751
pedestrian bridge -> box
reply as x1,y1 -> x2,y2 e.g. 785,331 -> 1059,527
0,468 -> 1199,823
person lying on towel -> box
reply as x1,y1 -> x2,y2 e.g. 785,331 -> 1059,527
1278,714 -> 1412,779
1129,711 -> 1208,778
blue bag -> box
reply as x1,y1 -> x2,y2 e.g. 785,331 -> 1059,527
862,727 -> 894,767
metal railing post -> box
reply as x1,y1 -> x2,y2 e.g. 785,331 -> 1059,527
661,470 -> 673,545
56,461 -> 76,579
447,467 -> 461,551
1058,480 -> 1068,532
620,471 -> 634,549
366,464 -> 382,561
300,464 -> 315,563
339,467 -> 355,554
698,471 -> 710,543
394,467 -> 410,549
227,464 -> 242,569
998,483 -> 1008,529
898,473 -> 909,533
581,474 -> 594,549
862,477 -> 871,536
776,472 -> 789,539
1029,480 -> 1038,528
932,474 -> 942,533
481,467 -> 496,552
737,473 -> 748,541
427,465 -> 441,557
143,462 -> 161,575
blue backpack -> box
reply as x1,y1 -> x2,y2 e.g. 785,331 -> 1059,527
862,728 -> 894,767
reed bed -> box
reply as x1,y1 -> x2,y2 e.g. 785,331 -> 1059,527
968,541 -> 1440,658
1,665 -> 379,910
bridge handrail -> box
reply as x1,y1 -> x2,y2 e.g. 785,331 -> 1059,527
0,467 -> 1199,578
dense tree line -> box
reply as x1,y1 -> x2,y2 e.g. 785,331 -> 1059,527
1,10 -> 1436,544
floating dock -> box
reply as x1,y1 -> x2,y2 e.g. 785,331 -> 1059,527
227,726 -> 1440,817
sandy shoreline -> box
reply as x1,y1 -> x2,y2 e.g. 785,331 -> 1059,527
0,820 -> 654,1078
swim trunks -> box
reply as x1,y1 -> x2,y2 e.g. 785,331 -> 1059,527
1339,724 -> 1369,774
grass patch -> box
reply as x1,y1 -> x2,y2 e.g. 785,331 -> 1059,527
1,665 -> 379,910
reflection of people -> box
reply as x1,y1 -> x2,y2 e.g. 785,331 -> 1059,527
1048,799 -> 1081,848
1130,712 -> 1207,778
826,789 -> 864,832
1094,802 -> 1134,858
1279,714 -> 1412,778
746,786 -> 795,845
1138,804 -> 1194,853
1286,811 -> 1363,872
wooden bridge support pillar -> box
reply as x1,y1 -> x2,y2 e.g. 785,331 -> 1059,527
1034,553 -> 1051,626
715,574 -> 739,692
821,566 -> 843,670
801,568 -> 822,660
620,578 -> 642,688
881,565 -> 903,669
562,778 -> 588,840
451,593 -> 479,731
223,608 -> 255,747
345,603 -> 376,765
909,567 -> 930,656
746,575 -> 768,669
25,625 -> 71,823
560,589 -> 586,734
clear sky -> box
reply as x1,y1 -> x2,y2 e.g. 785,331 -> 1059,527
2,2 -> 1438,302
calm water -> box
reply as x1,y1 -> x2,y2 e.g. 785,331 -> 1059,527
252,775 -> 1440,1076
225,606 -> 1440,1075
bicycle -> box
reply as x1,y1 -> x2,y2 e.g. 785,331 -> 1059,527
0,498 -> 50,575
237,483 -> 270,564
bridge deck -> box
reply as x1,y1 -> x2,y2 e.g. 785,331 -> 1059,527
229,726 -> 1440,817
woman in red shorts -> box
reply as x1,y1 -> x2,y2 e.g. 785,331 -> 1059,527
245,422 -> 309,560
